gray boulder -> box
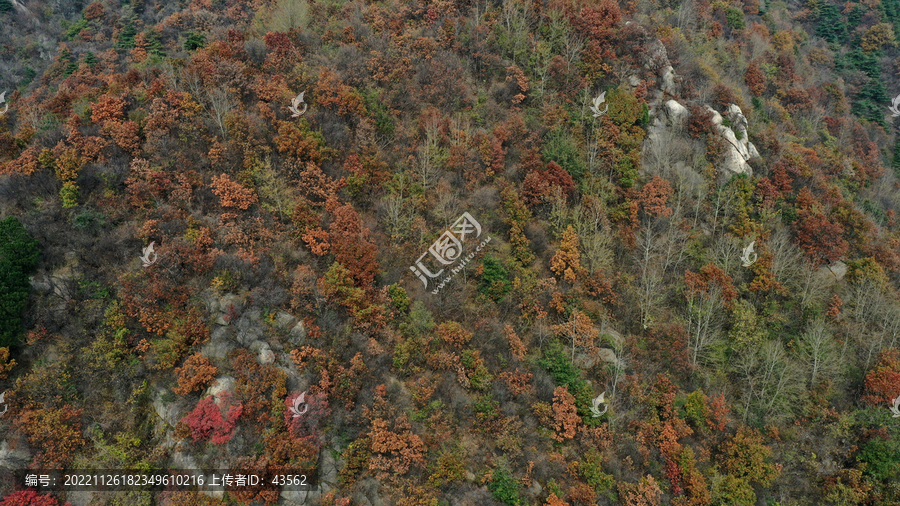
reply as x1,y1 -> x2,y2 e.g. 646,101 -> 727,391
289,320 -> 307,347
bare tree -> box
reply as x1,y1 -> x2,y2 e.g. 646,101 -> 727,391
794,260 -> 832,311
206,87 -> 237,138
635,218 -> 666,329
417,116 -> 443,190
768,226 -> 805,291
685,271 -> 730,366
738,340 -> 803,425
796,317 -> 840,387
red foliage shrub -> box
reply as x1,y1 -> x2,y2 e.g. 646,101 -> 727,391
91,95 -> 126,124
180,394 -> 242,445
795,210 -> 848,266
711,84 -> 740,110
83,2 -> 104,20
0,490 -> 68,506
639,175 -> 673,218
284,390 -> 331,446
368,416 -> 425,477
684,263 -> 739,308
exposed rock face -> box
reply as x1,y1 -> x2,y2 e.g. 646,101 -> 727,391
250,340 -> 275,364
289,320 -> 307,346
645,98 -> 759,178
152,387 -> 186,427
205,376 -> 236,406
0,440 -> 31,469
826,261 -> 848,281
663,100 -> 688,124
201,324 -> 237,360
645,100 -> 689,153
661,65 -> 678,95
273,311 -> 298,330
707,104 -> 760,176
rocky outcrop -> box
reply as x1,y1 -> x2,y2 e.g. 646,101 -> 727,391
0,440 -> 31,469
707,104 -> 760,176
152,387 -> 188,427
204,376 -> 236,406
645,98 -> 759,178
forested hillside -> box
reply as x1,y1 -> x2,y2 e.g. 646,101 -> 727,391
1,0 -> 900,504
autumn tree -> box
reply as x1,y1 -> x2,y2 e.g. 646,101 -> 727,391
0,490 -> 67,506
545,493 -> 570,506
504,324 -> 527,361
16,406 -> 86,468
551,225 -> 582,283
618,475 -> 662,506
744,61 -> 766,96
210,173 -> 258,210
796,317 -> 840,387
436,321 -> 472,348
325,199 -> 379,287
717,427 -> 779,486
177,394 -> 242,445
0,347 -> 15,379
552,386 -> 580,441
522,161 -> 577,206
173,353 -> 218,395
862,348 -> 900,405
90,94 -> 127,124
552,309 -> 599,361
368,416 -> 425,478
635,175 -> 673,328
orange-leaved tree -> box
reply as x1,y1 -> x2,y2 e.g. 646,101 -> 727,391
551,225 -> 582,284
325,199 -> 379,287
552,386 -> 580,442
173,353 -> 218,395
862,348 -> 900,405
210,173 -> 258,210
